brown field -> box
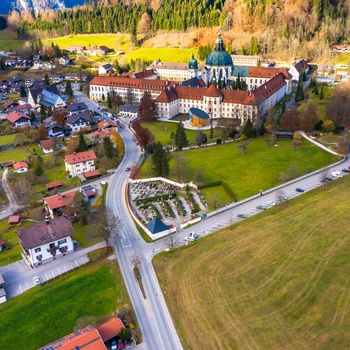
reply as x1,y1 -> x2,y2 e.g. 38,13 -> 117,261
154,176 -> 350,349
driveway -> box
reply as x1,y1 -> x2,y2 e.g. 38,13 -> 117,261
0,241 -> 106,299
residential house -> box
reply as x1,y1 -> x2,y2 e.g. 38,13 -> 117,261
66,111 -> 93,132
43,189 -> 83,218
44,121 -> 66,138
87,45 -> 109,56
99,63 -> 114,75
39,89 -> 66,109
0,273 -> 6,304
289,59 -> 309,82
98,119 -> 118,131
18,216 -> 76,268
118,104 -> 139,118
67,101 -> 88,115
39,325 -> 107,350
67,45 -> 86,54
332,45 -> 350,52
58,55 -> 70,65
39,138 -> 58,153
65,150 -> 97,178
6,111 -> 31,128
33,54 -> 41,62
28,86 -> 59,108
49,74 -> 64,84
13,103 -> 32,115
5,59 -> 16,66
13,161 -> 29,173
65,72 -> 87,81
3,100 -> 18,110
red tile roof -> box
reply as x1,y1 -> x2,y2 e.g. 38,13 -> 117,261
98,120 -> 117,129
97,317 -> 125,342
124,70 -> 157,79
90,76 -> 178,91
65,150 -> 97,165
83,169 -> 102,178
205,85 -> 223,98
251,73 -> 286,104
6,111 -> 30,123
38,325 -> 106,350
8,215 -> 21,223
13,161 -> 28,170
44,189 -> 78,210
39,139 -> 53,151
249,67 -> 292,80
45,181 -> 63,190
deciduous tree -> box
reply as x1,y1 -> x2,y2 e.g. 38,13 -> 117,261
152,142 -> 170,177
138,91 -> 157,121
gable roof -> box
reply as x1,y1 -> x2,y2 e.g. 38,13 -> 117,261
29,86 -> 59,105
18,216 -> 75,250
64,150 -> 97,165
124,69 -> 157,79
291,59 -> 308,73
67,102 -> 88,112
39,138 -> 53,150
98,120 -> 117,129
97,317 -> 125,342
6,111 -> 30,123
38,325 -> 106,350
248,66 -> 292,80
66,111 -> 93,124
251,73 -> 286,104
13,161 -> 28,170
205,85 -> 223,98
44,189 -> 79,210
146,217 -> 168,234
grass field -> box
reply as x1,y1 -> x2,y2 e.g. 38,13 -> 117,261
0,259 -> 133,350
135,137 -> 337,200
44,33 -> 132,52
200,185 -> 232,209
0,134 -> 16,146
141,120 -> 221,146
121,47 -> 198,65
0,28 -> 27,51
0,146 -> 30,163
154,176 -> 350,349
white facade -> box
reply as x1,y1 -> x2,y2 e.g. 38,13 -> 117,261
65,160 -> 95,177
15,166 -> 28,173
25,236 -> 74,268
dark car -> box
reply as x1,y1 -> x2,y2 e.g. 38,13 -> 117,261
342,168 -> 350,173
126,167 -> 130,171
295,187 -> 305,193
256,204 -> 267,210
237,213 -> 247,218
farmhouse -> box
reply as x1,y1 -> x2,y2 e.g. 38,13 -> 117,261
119,104 -> 139,118
99,63 -> 114,75
64,150 -> 97,178
43,189 -> 83,218
6,111 -> 31,128
67,101 -> 88,114
13,161 -> 29,173
17,216 -> 76,268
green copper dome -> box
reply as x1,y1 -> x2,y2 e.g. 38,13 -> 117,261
205,32 -> 233,67
188,54 -> 198,70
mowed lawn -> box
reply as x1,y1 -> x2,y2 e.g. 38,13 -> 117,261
0,146 -> 31,163
136,137 -> 337,200
154,176 -> 350,349
0,260 -> 132,350
0,134 -> 16,146
141,120 -> 222,146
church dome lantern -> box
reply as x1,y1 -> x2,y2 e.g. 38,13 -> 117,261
205,32 -> 233,68
188,54 -> 198,70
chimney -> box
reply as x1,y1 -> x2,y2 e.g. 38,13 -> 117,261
45,216 -> 50,225
58,192 -> 61,196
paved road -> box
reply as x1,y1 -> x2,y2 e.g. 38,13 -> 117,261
107,127 -> 183,350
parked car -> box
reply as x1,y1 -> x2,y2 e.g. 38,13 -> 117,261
184,232 -> 199,242
267,201 -> 276,206
237,213 -> 247,218
111,339 -> 117,350
117,339 -> 125,349
125,167 -> 130,171
256,204 -> 267,210
33,276 -> 42,286
342,168 -> 350,173
295,187 -> 305,193
278,194 -> 289,200
332,170 -> 341,177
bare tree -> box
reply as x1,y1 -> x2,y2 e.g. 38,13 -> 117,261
275,189 -> 288,204
194,168 -> 206,186
238,138 -> 250,155
14,177 -> 34,214
165,233 -> 179,251
319,169 -> 331,185
173,153 -> 190,183
130,255 -> 142,269
88,206 -> 123,250
210,193 -> 221,210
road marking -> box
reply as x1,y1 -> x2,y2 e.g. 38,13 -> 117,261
19,284 -> 22,293
64,266 -> 68,273
45,273 -> 48,281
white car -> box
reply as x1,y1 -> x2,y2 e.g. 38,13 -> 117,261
184,232 -> 199,242
267,201 -> 276,206
332,170 -> 341,177
33,276 -> 42,286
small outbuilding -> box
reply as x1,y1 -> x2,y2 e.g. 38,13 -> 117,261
275,131 -> 293,140
13,161 -> 29,173
189,107 -> 210,128
8,215 -> 21,225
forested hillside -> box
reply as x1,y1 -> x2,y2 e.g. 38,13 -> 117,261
10,0 -> 350,61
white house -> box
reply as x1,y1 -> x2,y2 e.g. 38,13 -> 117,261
39,89 -> 66,109
99,63 -> 114,75
66,111 -> 93,132
18,216 -> 76,268
0,273 -> 6,304
6,111 -> 31,128
65,150 -> 97,178
39,139 -> 57,153
119,104 -> 139,118
13,161 -> 29,173
289,59 -> 309,82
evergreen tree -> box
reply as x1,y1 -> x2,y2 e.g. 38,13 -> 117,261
249,37 -> 259,55
174,122 -> 188,151
152,142 -> 169,177
33,156 -> 44,176
236,73 -> 241,90
114,60 -> 121,74
107,92 -> 112,109
40,104 -> 46,123
65,81 -> 73,99
242,118 -> 254,138
320,84 -> 324,100
239,46 -> 245,55
103,136 -> 114,159
101,93 -> 105,101
210,124 -> 214,140
30,110 -> 36,121
281,100 -> 286,114
44,73 -> 50,86
75,131 -> 88,152
19,85 -> 27,97
138,91 -> 157,121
